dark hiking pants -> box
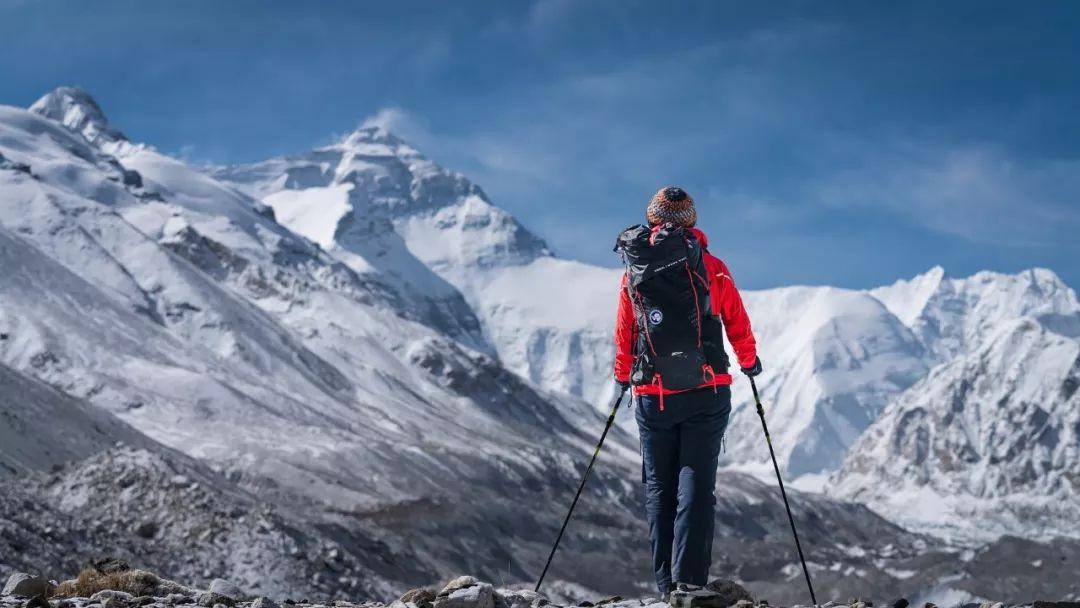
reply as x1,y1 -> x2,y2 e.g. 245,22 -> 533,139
635,386 -> 732,596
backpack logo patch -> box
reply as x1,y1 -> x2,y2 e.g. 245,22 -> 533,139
648,309 -> 664,325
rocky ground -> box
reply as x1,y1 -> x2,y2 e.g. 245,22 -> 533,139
2,564 -> 1077,608
4,444 -> 1080,605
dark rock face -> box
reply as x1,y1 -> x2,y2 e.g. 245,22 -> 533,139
122,169 -> 143,188
2,573 -> 55,598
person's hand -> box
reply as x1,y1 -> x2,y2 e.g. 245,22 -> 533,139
740,356 -> 763,378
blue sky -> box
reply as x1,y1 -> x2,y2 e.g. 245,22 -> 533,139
2,1 -> 1078,289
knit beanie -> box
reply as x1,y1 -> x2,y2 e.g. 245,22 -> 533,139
646,186 -> 697,227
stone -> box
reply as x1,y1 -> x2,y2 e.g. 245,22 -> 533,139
434,581 -> 494,608
1033,604 -> 1080,608
134,598 -> 156,606
25,597 -> 50,608
197,593 -> 234,608
704,580 -> 752,607
439,578 -> 479,597
400,589 -> 436,608
3,574 -> 55,599
166,595 -> 193,605
207,581 -> 243,603
91,591 -> 135,605
493,590 -> 543,608
669,587 -> 732,608
252,599 -> 280,608
891,600 -> 909,608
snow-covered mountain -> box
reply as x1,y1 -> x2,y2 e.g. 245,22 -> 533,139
210,132 -> 622,406
209,119 -> 1080,545
2,86 -> 988,602
831,317 -> 1080,541
208,109 -> 1080,495
4,86 -> 1080,600
824,266 -> 1080,539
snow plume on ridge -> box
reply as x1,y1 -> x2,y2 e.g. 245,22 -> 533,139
29,86 -> 132,154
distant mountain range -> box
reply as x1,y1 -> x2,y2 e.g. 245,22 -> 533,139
1,87 -> 1078,603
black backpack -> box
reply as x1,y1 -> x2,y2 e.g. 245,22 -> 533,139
615,224 -> 728,391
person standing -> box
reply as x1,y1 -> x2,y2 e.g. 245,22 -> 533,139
613,186 -> 761,596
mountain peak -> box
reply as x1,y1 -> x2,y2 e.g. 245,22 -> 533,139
869,265 -> 948,327
29,86 -> 127,147
340,124 -> 408,150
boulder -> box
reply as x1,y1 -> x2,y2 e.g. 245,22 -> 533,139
399,589 -> 437,608
434,579 -> 494,608
3,574 -> 55,598
439,578 -> 479,596
207,580 -> 243,603
670,581 -> 754,608
251,598 -> 280,608
26,596 -> 51,608
669,589 -> 723,608
704,581 -> 752,607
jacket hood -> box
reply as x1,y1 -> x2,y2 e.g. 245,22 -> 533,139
688,227 -> 709,248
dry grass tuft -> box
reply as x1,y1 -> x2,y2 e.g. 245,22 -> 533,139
53,569 -> 161,598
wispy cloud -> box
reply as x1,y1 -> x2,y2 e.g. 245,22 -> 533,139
815,142 -> 1080,247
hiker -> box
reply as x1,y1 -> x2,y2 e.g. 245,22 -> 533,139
613,186 -> 760,597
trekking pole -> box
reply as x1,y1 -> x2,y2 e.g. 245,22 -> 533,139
749,376 -> 818,606
535,385 -> 629,593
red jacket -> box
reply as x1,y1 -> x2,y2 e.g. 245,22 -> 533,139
614,227 -> 757,396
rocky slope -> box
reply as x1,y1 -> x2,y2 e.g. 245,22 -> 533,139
2,561 -> 1079,608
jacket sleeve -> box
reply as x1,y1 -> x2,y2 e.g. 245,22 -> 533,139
710,258 -> 758,370
613,272 -> 636,383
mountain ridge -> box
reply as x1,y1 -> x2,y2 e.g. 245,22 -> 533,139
3,86 -> 1079,602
